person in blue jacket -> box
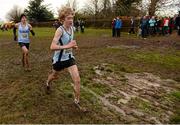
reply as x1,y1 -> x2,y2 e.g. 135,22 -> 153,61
115,16 -> 122,37
140,16 -> 148,39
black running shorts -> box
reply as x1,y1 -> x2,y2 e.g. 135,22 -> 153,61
53,58 -> 76,71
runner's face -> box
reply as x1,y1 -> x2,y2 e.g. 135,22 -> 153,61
64,14 -> 74,27
21,16 -> 27,23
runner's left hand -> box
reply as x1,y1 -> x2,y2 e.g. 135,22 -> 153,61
73,45 -> 78,50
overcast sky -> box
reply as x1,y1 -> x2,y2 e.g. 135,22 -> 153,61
0,0 -> 86,21
0,0 -> 179,22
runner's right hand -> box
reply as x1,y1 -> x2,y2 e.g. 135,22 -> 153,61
14,35 -> 17,41
67,40 -> 77,48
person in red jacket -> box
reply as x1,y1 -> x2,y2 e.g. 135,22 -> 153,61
163,17 -> 170,35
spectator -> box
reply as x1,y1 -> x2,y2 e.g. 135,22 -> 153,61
141,16 -> 148,39
146,16 -> 150,36
53,20 -> 61,30
80,19 -> 85,33
115,17 -> 122,37
163,17 -> 170,35
149,16 -> 156,36
112,18 -> 116,37
156,17 -> 163,35
175,11 -> 180,36
128,16 -> 135,34
169,17 -> 174,34
75,19 -> 80,32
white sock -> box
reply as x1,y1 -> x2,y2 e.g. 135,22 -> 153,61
46,81 -> 49,86
74,98 -> 79,104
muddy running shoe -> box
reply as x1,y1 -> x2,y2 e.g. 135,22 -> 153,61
22,61 -> 25,67
74,100 -> 88,113
27,67 -> 31,72
45,82 -> 51,94
24,67 -> 31,72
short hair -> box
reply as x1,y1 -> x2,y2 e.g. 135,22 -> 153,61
20,14 -> 26,20
58,6 -> 75,22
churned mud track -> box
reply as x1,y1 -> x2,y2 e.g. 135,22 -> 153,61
89,63 -> 179,123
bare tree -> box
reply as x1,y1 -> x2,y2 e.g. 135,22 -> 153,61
6,5 -> 24,22
113,0 -> 141,16
66,0 -> 78,12
157,0 -> 180,15
83,0 -> 101,17
100,0 -> 112,17
141,0 -> 179,16
137,0 -> 149,15
66,0 -> 71,7
72,0 -> 77,11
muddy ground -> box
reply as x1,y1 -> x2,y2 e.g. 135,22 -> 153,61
0,28 -> 179,123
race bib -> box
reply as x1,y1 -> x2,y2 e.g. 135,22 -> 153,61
22,33 -> 28,38
64,48 -> 72,54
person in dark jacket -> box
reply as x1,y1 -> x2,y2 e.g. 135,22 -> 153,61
156,17 -> 163,35
112,18 -> 116,37
169,17 -> 174,34
175,11 -> 180,36
141,16 -> 148,39
80,19 -> 85,33
128,17 -> 135,34
53,20 -> 62,30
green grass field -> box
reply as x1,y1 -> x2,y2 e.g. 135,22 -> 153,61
0,28 -> 180,123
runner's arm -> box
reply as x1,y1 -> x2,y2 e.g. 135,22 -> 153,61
13,23 -> 19,41
50,28 -> 77,51
28,24 -> 35,36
